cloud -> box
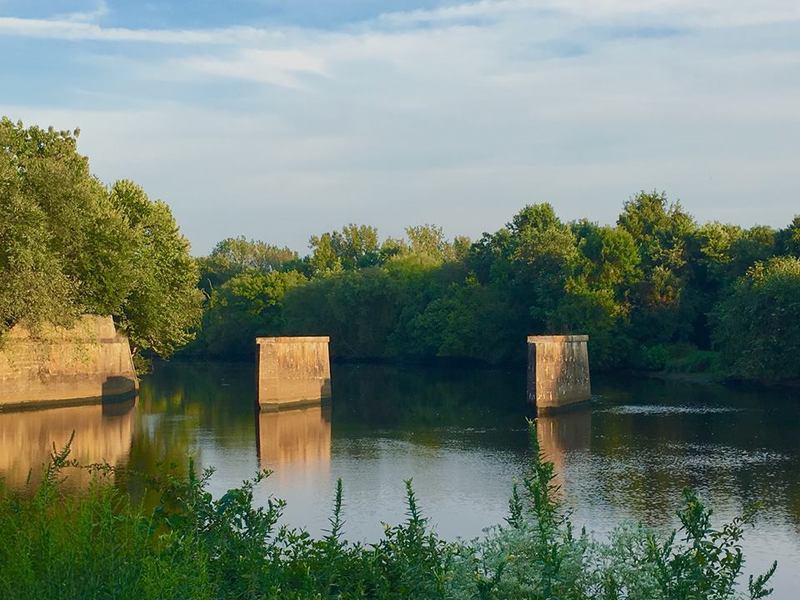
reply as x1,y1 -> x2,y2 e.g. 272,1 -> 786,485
1,0 -> 799,253
55,0 -> 109,23
1,0 -> 799,47
177,49 -> 327,88
0,16 -> 277,45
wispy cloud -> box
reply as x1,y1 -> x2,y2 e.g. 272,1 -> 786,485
178,49 -> 327,88
1,0 -> 799,47
54,0 -> 109,23
0,17 -> 278,45
1,0 -> 799,252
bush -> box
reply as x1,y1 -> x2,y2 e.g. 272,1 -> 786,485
631,343 -> 721,375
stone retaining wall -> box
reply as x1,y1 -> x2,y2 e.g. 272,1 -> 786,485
0,316 -> 138,409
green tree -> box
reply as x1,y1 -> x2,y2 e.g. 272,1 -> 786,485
713,256 -> 800,382
547,221 -> 641,368
777,216 -> 800,257
0,148 -> 73,334
332,224 -> 381,270
618,190 -> 697,344
110,180 -> 204,358
284,268 -> 401,359
405,224 -> 451,262
196,269 -> 306,357
308,232 -> 344,275
0,118 -> 136,332
508,203 -> 579,328
0,119 -> 201,361
728,225 -> 777,276
197,237 -> 297,293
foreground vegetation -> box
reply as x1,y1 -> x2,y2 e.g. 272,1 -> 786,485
0,424 -> 776,599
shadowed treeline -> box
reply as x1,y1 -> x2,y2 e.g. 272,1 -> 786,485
187,194 -> 800,383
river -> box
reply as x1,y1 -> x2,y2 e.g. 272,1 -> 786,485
1,361 -> 798,597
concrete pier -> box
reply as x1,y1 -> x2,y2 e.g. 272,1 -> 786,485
256,336 -> 331,409
527,335 -> 590,413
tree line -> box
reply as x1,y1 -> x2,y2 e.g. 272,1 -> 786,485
3,117 -> 799,382
189,195 -> 800,383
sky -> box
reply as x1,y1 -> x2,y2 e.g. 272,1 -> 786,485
1,0 -> 799,254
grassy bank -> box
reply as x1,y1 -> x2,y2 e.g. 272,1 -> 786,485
0,425 -> 776,600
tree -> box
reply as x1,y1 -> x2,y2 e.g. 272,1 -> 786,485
332,224 -> 381,270
618,190 -> 695,272
283,268 -> 401,359
548,221 -> 641,368
713,256 -> 800,381
0,119 -> 202,361
618,191 -> 697,344
195,270 -> 306,358
0,118 -> 136,333
728,225 -> 777,277
777,216 -> 800,257
0,149 -> 75,335
405,224 -> 451,262
110,180 -> 204,358
197,237 -> 297,292
308,232 -> 344,275
508,204 -> 579,328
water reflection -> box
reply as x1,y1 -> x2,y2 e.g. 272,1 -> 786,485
0,398 -> 136,488
536,409 -> 591,492
1,362 -> 798,599
257,405 -> 331,479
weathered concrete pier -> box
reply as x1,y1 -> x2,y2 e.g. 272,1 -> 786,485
255,336 -> 332,409
527,335 -> 591,413
0,315 -> 138,409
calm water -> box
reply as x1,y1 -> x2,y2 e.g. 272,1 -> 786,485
2,362 -> 799,597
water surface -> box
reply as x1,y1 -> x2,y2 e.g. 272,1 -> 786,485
1,362 -> 798,597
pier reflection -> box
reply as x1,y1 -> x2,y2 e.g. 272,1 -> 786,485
536,408 -> 592,492
0,398 -> 136,489
256,404 -> 331,480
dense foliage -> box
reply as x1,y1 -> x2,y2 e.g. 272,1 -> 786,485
0,118 -> 202,358
713,257 -> 800,382
189,193 -> 800,382
0,423 -> 775,599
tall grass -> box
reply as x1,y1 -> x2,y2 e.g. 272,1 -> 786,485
0,422 -> 776,599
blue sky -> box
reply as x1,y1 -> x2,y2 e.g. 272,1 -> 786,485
1,0 -> 799,254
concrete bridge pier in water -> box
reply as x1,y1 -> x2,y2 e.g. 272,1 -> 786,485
527,335 -> 591,413
255,336 -> 332,410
